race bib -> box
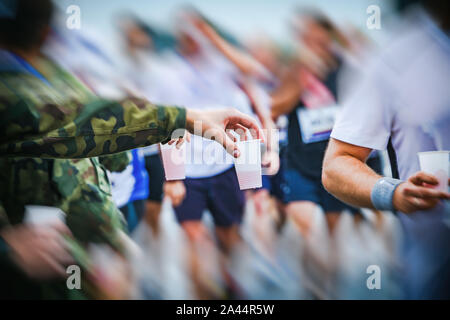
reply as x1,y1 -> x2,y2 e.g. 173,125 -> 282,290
297,105 -> 339,144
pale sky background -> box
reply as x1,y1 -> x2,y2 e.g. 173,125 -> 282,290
55,0 -> 396,53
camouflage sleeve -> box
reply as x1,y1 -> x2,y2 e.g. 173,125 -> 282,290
99,151 -> 132,173
0,97 -> 186,159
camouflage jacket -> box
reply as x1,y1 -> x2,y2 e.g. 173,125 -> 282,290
0,50 -> 186,158
0,154 -> 130,249
0,50 -> 185,235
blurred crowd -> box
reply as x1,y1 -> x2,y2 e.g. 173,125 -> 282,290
0,0 -> 449,300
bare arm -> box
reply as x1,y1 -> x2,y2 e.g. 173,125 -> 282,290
322,138 -> 378,208
270,70 -> 303,121
323,138 -> 450,213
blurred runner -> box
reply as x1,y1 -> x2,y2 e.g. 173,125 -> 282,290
271,10 -> 357,235
0,0 -> 263,299
45,25 -> 150,234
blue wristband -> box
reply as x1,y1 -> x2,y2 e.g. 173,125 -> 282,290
0,233 -> 10,254
371,177 -> 403,211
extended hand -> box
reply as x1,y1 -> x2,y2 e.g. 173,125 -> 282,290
164,180 -> 187,207
1,222 -> 74,279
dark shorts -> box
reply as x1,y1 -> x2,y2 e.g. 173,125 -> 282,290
174,167 -> 245,227
144,154 -> 165,202
283,167 -> 358,213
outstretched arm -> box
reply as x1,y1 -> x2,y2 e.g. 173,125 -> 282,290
322,138 -> 378,208
0,94 -> 186,158
193,18 -> 270,80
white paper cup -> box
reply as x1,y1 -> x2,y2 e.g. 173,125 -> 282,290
418,151 -> 449,192
233,139 -> 262,190
160,142 -> 186,181
24,205 -> 66,225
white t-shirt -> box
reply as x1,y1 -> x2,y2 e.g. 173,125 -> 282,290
330,10 -> 450,296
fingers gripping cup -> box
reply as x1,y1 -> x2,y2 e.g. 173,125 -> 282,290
24,205 -> 66,225
160,143 -> 186,181
233,139 -> 262,190
418,151 -> 449,192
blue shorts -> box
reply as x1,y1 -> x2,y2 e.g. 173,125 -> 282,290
174,168 -> 245,227
283,167 -> 358,213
